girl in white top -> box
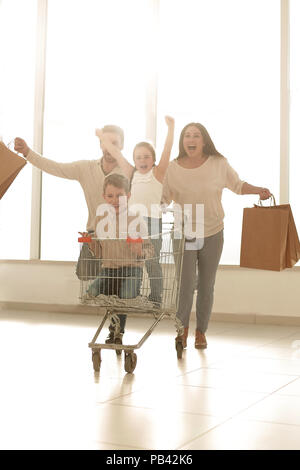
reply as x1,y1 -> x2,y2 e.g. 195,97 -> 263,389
163,122 -> 272,350
96,116 -> 175,304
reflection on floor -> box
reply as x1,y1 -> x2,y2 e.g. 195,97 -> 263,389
1,308 -> 300,450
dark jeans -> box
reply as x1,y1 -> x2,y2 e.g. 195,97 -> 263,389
87,266 -> 143,333
144,217 -> 163,303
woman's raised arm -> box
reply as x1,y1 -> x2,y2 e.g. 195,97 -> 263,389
154,116 -> 175,183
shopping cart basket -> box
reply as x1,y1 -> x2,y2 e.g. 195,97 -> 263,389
78,220 -> 185,373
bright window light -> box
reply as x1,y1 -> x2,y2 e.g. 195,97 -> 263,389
290,0 -> 300,265
156,0 -> 280,264
0,0 -> 37,259
41,0 -> 152,260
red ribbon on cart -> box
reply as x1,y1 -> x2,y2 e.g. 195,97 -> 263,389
126,237 -> 142,244
78,236 -> 92,243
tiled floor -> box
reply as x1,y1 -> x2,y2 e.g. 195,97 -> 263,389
1,308 -> 300,450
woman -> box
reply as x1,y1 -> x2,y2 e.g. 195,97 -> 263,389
162,122 -> 271,350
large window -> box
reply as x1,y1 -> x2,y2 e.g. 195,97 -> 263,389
41,0 -> 152,260
156,0 -> 280,264
290,0 -> 300,265
1,0 -> 296,266
0,0 -> 37,259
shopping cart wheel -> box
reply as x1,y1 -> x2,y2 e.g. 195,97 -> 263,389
175,339 -> 183,359
115,337 -> 122,356
92,349 -> 101,372
124,352 -> 137,373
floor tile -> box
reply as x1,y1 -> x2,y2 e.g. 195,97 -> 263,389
180,418 -> 300,450
2,309 -> 300,450
92,404 -> 220,450
210,356 -> 300,376
266,333 -> 300,349
239,394 -> 300,426
246,345 -> 300,360
275,377 -> 300,396
109,384 -> 266,419
176,368 -> 298,393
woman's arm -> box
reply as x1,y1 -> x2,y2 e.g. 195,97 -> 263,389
95,129 -> 134,180
225,161 -> 272,201
241,182 -> 272,200
154,116 -> 175,183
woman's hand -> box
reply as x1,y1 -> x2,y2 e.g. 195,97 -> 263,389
14,138 -> 30,157
165,115 -> 175,129
95,128 -> 104,139
258,187 -> 272,200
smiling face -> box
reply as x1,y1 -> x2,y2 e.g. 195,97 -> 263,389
182,125 -> 205,158
133,144 -> 155,174
103,184 -> 129,214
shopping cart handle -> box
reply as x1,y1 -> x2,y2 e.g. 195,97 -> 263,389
127,237 -> 142,244
78,236 -> 92,243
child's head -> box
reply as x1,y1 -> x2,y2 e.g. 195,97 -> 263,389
133,142 -> 156,174
103,174 -> 130,214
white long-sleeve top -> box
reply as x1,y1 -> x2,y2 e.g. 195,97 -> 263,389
162,156 -> 245,237
26,149 -> 123,231
129,168 -> 163,219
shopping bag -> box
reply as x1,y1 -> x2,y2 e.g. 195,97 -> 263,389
268,203 -> 300,268
0,141 -> 27,199
240,196 -> 300,271
76,235 -> 102,280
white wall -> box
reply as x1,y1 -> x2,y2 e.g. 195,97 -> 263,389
0,261 -> 79,305
1,260 -> 300,324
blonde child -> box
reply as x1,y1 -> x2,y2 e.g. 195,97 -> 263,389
88,173 -> 153,345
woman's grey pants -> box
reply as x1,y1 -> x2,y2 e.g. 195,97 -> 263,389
176,230 -> 224,333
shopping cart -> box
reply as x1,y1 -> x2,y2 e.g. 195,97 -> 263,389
78,218 -> 185,373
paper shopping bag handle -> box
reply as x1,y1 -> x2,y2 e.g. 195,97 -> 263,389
257,194 -> 276,207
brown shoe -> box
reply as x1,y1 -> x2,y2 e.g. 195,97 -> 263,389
195,330 -> 207,349
175,327 -> 189,348
182,327 -> 189,348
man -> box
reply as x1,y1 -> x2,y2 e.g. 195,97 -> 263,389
14,125 -> 125,231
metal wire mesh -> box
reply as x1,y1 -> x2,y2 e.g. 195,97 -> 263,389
78,223 -> 184,315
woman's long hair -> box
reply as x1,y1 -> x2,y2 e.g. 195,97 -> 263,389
177,122 -> 224,159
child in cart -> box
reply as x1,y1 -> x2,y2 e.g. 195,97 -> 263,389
95,116 -> 175,306
87,173 -> 154,345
